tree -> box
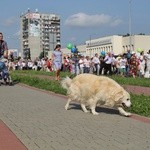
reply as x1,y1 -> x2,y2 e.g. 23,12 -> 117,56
39,51 -> 44,59
39,51 -> 48,59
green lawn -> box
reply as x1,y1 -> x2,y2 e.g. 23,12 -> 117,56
11,70 -> 150,117
12,70 -> 150,87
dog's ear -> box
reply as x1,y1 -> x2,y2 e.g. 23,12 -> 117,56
114,91 -> 124,102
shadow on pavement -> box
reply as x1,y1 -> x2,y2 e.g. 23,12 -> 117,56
69,103 -> 119,115
0,80 -> 19,86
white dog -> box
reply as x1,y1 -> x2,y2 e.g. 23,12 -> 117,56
61,74 -> 132,117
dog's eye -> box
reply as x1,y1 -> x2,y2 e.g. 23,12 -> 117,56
127,99 -> 129,101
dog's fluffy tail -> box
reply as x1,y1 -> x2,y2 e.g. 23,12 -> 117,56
61,76 -> 72,90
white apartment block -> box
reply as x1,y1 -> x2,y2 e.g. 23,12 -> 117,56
86,35 -> 150,57
62,34 -> 150,58
20,9 -> 60,60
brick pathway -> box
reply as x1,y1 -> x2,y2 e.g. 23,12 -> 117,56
123,85 -> 150,96
0,120 -> 27,150
0,85 -> 150,150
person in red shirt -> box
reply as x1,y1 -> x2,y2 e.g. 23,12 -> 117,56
129,52 -> 139,78
46,58 -> 52,72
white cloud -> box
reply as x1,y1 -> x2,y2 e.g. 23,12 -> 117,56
64,13 -> 122,27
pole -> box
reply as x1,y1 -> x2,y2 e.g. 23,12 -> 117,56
90,35 -> 91,57
53,32 -> 54,51
43,42 -> 45,58
129,0 -> 132,51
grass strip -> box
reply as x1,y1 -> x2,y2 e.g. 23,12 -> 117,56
11,73 -> 67,95
11,73 -> 150,117
128,94 -> 150,117
11,70 -> 150,87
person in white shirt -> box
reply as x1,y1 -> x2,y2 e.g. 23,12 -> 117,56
119,54 -> 127,76
144,50 -> 150,78
84,56 -> 91,73
92,53 -> 100,75
139,51 -> 146,77
22,60 -> 26,70
17,59 -> 22,70
115,56 -> 121,75
104,52 -> 113,75
27,60 -> 33,70
37,59 -> 42,71
41,58 -> 46,71
79,55 -> 85,74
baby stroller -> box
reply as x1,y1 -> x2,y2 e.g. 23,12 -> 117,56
0,59 -> 13,86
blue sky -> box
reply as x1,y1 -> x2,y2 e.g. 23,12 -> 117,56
0,0 -> 149,50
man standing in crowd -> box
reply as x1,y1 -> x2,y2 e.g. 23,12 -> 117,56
0,32 -> 9,83
125,49 -> 132,76
104,52 -> 113,75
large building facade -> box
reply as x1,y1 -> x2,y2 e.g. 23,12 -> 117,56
86,35 -> 150,57
62,35 -> 150,57
20,9 -> 60,60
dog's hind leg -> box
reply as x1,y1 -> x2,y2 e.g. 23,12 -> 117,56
118,107 -> 131,117
65,98 -> 72,110
81,104 -> 89,113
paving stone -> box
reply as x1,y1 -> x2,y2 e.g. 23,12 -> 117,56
0,85 -> 149,150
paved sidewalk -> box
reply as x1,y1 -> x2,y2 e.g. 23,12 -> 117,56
123,85 -> 150,96
0,120 -> 27,150
0,85 -> 150,150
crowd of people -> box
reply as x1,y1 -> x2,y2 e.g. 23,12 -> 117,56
62,49 -> 150,78
0,31 -> 149,80
6,48 -> 150,79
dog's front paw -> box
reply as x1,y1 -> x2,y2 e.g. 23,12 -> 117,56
125,112 -> 131,117
65,105 -> 69,110
83,110 -> 90,113
92,112 -> 99,115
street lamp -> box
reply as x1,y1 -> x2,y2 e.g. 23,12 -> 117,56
89,35 -> 91,57
42,41 -> 45,58
129,0 -> 132,51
